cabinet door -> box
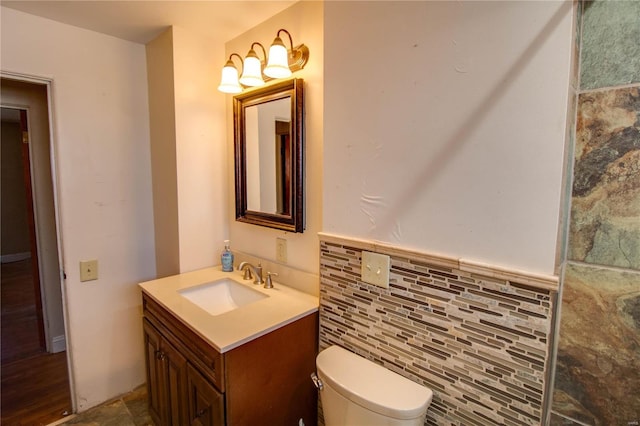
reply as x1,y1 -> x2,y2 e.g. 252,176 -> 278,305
143,319 -> 189,426
163,336 -> 188,426
186,363 -> 224,426
143,319 -> 165,426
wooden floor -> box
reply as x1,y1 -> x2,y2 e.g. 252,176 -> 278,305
1,259 -> 72,426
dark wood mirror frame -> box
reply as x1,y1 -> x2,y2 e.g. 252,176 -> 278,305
234,78 -> 304,233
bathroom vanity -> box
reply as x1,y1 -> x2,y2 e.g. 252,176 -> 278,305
139,267 -> 319,426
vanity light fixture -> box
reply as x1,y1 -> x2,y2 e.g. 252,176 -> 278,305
217,28 -> 309,94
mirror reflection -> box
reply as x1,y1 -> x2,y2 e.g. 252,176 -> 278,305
245,97 -> 291,215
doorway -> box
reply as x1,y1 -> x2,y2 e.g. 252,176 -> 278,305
1,78 -> 72,425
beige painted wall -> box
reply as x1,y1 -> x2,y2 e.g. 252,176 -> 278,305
323,1 -> 574,276
146,26 -> 228,276
226,1 -> 324,276
1,7 -> 156,411
172,26 -> 228,273
146,28 -> 180,278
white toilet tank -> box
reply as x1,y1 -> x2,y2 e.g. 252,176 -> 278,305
315,345 -> 433,426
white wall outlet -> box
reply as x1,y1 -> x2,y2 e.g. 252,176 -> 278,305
276,237 -> 287,263
80,259 -> 98,282
361,251 -> 390,288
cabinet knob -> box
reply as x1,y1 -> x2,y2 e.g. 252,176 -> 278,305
196,408 -> 207,418
156,350 -> 165,360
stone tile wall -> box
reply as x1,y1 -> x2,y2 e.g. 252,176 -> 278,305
551,1 -> 640,425
567,86 -> 640,269
553,264 -> 640,425
318,233 -> 558,426
579,0 -> 640,91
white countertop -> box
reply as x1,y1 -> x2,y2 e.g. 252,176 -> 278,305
139,266 -> 319,353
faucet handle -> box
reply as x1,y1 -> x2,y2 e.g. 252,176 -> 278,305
242,267 -> 253,280
265,272 -> 278,289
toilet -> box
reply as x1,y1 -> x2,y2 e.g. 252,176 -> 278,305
314,345 -> 433,426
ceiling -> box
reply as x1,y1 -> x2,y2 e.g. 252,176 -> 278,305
0,1 -> 295,44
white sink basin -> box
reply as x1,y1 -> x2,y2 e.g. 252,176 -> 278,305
178,278 -> 268,316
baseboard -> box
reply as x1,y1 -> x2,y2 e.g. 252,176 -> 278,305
1,252 -> 31,263
45,414 -> 76,426
52,334 -> 66,353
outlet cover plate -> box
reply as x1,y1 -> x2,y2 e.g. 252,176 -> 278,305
276,238 -> 287,263
361,251 -> 390,288
80,259 -> 98,282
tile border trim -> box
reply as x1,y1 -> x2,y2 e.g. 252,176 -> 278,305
318,232 -> 559,291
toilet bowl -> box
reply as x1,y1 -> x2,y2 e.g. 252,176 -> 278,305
315,345 -> 433,426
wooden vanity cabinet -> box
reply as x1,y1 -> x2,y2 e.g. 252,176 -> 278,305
142,293 -> 318,426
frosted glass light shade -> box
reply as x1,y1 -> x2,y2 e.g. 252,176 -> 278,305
239,50 -> 264,87
217,61 -> 242,93
264,38 -> 291,79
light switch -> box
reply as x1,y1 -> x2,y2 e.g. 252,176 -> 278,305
361,251 -> 390,288
80,259 -> 98,282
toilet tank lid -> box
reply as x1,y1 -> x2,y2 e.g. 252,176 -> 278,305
316,345 -> 433,420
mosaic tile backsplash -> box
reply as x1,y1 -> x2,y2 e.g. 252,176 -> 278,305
318,234 -> 558,426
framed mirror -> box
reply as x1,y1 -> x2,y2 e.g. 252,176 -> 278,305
234,78 -> 304,232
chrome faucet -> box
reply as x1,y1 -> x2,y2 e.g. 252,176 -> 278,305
238,262 -> 264,285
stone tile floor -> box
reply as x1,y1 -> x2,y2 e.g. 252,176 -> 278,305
48,385 -> 153,426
